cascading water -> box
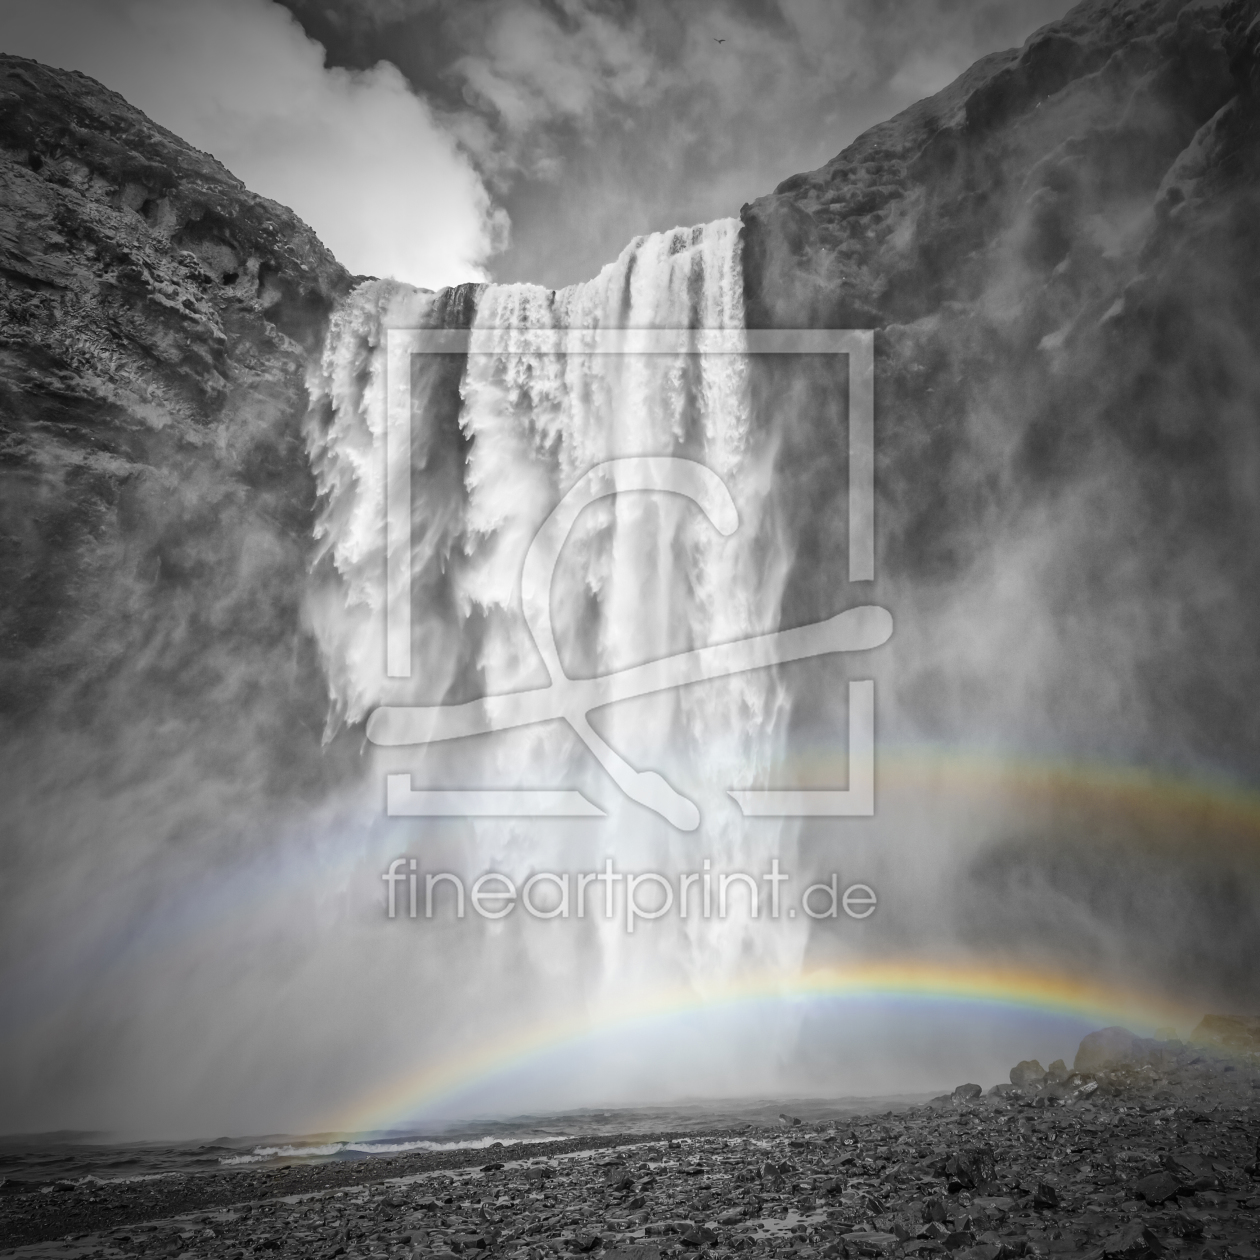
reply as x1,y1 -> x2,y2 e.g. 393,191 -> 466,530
304,219 -> 823,1119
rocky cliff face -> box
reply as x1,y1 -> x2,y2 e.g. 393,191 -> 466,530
743,0 -> 1260,751
741,0 -> 1260,1002
0,54 -> 354,802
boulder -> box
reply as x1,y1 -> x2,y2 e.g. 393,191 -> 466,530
1074,1028 -> 1150,1073
1190,1015 -> 1260,1054
1010,1060 -> 1046,1088
946,1146 -> 997,1190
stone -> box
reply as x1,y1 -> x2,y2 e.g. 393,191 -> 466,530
6,1035 -> 1260,1260
1074,1029 -> 1149,1074
1190,1015 -> 1260,1054
953,1084 -> 983,1101
1031,1183 -> 1059,1210
1133,1171 -> 1182,1204
969,1198 -> 1013,1222
1170,1213 -> 1204,1239
843,1232 -> 902,1255
643,1220 -> 694,1237
1162,1153 -> 1218,1188
947,1147 -> 997,1191
1011,1062 -> 1047,1088
678,1225 -> 717,1246
1100,1223 -> 1164,1260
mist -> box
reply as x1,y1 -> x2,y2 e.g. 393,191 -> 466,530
2,0 -> 1259,1148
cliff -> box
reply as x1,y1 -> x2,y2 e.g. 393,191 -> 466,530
746,0 -> 1260,774
737,0 -> 1260,1003
0,54 -> 354,791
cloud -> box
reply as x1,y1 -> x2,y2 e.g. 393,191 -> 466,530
0,0 -> 504,288
278,0 -> 1075,286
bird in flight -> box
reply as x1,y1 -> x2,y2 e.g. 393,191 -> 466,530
713,37 -> 726,43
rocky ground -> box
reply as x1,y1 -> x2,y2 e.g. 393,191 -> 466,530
3,1024 -> 1257,1260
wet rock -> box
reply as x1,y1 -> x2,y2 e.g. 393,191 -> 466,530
1011,1062 -> 1046,1088
1162,1152 -> 1220,1189
1100,1222 -> 1164,1260
1030,1183 -> 1059,1210
1075,1028 -> 1152,1073
844,1231 -> 902,1254
1191,1016 -> 1260,1055
7,1038 -> 1260,1260
0,54 -> 354,739
1170,1212 -> 1204,1239
1134,1171 -> 1182,1204
947,1147 -> 997,1191
678,1224 -> 717,1246
969,1197 -> 1013,1227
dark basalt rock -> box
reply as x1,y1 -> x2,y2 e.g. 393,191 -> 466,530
1077,1028 -> 1153,1073
2,1024 -> 1259,1256
0,54 -> 357,796
742,0 -> 1253,329
745,0 -> 1260,1008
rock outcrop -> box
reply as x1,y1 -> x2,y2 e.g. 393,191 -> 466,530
744,0 -> 1260,1007
743,0 -> 1260,732
0,54 -> 355,799
1191,1015 -> 1260,1054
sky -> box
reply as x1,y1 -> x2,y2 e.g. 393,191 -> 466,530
0,0 -> 1074,289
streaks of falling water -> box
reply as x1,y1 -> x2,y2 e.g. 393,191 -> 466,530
303,221 -> 808,1103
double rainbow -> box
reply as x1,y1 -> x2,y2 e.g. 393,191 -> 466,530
327,957 -> 1197,1137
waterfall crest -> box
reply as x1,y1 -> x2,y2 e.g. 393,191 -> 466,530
307,218 -> 789,779
303,220 -> 807,1055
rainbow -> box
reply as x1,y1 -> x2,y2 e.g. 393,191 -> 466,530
790,744 -> 1260,852
318,750 -> 1257,1137
326,957 -> 1199,1137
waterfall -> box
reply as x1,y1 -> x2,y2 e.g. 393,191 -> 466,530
303,220 -> 813,1112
